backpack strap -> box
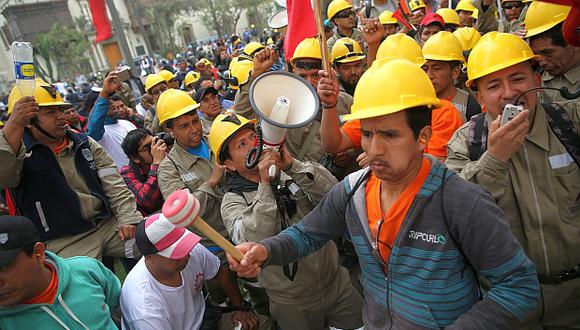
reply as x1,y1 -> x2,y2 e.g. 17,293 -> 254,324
542,102 -> 580,168
467,113 -> 489,161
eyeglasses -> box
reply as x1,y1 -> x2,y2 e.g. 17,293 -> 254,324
503,3 -> 523,9
335,10 -> 355,19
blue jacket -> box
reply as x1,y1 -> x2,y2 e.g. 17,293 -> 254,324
0,251 -> 120,329
261,158 -> 540,329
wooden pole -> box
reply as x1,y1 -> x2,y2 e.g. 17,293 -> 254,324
194,217 -> 245,262
313,0 -> 331,73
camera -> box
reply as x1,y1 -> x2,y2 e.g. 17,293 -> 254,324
155,132 -> 174,147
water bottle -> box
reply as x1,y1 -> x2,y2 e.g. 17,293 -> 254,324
12,41 -> 35,96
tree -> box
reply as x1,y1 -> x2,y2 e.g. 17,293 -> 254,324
194,0 -> 271,37
34,23 -> 91,80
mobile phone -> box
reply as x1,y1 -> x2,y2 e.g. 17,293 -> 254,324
117,67 -> 131,81
500,104 -> 524,126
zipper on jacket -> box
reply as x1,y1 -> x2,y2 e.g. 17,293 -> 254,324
35,201 -> 50,232
523,144 -> 550,274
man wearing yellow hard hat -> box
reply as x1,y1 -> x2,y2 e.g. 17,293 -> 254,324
228,58 -> 539,329
378,10 -> 400,38
0,77 -> 143,261
447,32 -> 580,328
525,1 -> 578,103
143,73 -> 168,134
422,31 -> 481,121
158,69 -> 179,90
183,70 -> 201,94
209,112 -> 363,329
331,37 -> 367,97
327,0 -> 365,51
436,8 -> 461,31
455,0 -> 476,27
474,0 -> 528,34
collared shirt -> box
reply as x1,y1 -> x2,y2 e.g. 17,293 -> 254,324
541,61 -> 580,104
120,162 -> 164,216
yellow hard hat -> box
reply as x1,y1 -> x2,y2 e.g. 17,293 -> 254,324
453,27 -> 481,51
345,59 -> 440,121
266,37 -> 275,46
471,8 -> 479,19
376,34 -> 425,65
327,0 -> 353,20
8,78 -> 71,114
243,42 -> 265,57
379,10 -> 398,25
331,37 -> 367,64
422,31 -> 465,62
145,74 -> 166,92
184,71 -> 201,87
501,0 -> 522,2
436,8 -> 461,26
230,60 -> 254,90
455,0 -> 476,12
158,69 -> 176,83
157,89 -> 201,125
290,38 -> 322,65
209,112 -> 256,164
466,32 -> 539,88
409,0 -> 427,12
525,1 -> 571,38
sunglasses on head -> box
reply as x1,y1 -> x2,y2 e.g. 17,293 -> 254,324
503,2 -> 523,9
336,10 -> 355,19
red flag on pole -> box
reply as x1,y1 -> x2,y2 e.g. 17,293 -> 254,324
89,0 -> 112,43
283,0 -> 318,62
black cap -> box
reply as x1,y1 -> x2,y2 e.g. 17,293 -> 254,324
194,87 -> 219,103
0,216 -> 40,268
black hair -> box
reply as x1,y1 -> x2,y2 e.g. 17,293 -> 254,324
529,22 -> 567,48
109,94 -> 123,102
122,128 -> 152,159
21,244 -> 35,256
449,60 -> 462,69
404,106 -> 432,139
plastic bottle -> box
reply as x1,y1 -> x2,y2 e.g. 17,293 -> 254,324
11,41 -> 35,96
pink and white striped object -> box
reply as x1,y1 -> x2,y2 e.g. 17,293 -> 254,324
144,213 -> 201,259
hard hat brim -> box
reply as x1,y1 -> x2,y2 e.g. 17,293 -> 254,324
423,54 -> 465,62
343,98 -> 441,121
525,21 -> 563,39
159,103 -> 201,125
214,120 -> 257,165
334,54 -> 367,64
466,54 -> 540,88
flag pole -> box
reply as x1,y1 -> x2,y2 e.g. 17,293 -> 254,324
313,0 -> 331,73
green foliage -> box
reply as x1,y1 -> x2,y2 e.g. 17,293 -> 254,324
35,23 -> 91,80
193,0 -> 271,37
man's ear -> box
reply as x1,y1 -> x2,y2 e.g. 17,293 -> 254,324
223,158 -> 236,172
418,125 -> 432,151
451,65 -> 461,81
33,242 -> 46,263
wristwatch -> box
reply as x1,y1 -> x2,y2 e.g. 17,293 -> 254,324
232,300 -> 252,311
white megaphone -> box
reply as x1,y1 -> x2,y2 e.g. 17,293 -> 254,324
268,8 -> 288,29
245,72 -> 320,178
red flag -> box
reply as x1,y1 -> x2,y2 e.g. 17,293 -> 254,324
393,8 -> 413,29
89,0 -> 112,43
283,0 -> 317,62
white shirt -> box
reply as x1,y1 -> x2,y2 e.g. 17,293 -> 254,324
120,244 -> 220,330
98,119 -> 136,170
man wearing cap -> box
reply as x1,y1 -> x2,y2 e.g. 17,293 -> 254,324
525,1 -> 579,104
209,113 -> 363,329
422,31 -> 481,121
0,78 -> 142,260
446,32 -> 580,328
88,72 -> 138,170
143,73 -> 168,134
121,214 -> 258,330
228,59 -> 539,329
0,216 -> 123,329
195,87 -> 225,137
417,12 -> 445,46
327,0 -> 366,51
331,37 -> 367,97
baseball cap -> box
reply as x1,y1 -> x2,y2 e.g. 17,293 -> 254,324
135,214 -> 201,259
194,87 -> 219,103
0,216 -> 40,268
421,13 -> 445,27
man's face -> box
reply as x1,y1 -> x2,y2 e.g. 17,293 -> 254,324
148,253 -> 190,273
333,9 -> 356,29
420,24 -> 442,45
199,92 -> 221,119
168,112 -> 203,149
149,82 -> 169,104
178,61 -> 188,71
223,128 -> 257,178
383,24 -> 398,37
457,10 -> 474,27
63,107 -> 77,123
293,67 -> 321,88
410,9 -> 426,25
337,60 -> 365,87
0,244 -> 45,307
502,2 -> 524,21
475,62 -> 540,119
529,37 -> 576,77
110,100 -> 127,118
169,79 -> 180,90
360,111 -> 429,182
134,135 -> 154,165
35,106 -> 68,138
422,60 -> 458,96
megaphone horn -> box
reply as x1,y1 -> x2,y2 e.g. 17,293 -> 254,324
268,8 -> 288,29
245,72 -> 320,173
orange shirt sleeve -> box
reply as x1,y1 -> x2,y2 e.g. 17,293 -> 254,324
425,100 -> 463,159
341,119 -> 362,149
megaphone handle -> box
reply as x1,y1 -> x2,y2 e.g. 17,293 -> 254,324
268,164 -> 277,179
193,216 -> 245,262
